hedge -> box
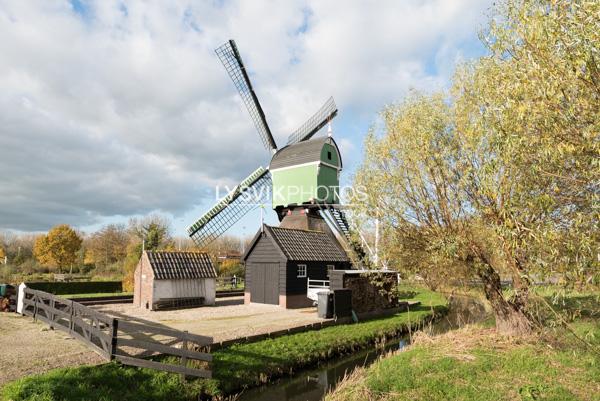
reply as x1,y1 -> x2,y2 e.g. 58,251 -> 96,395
24,281 -> 122,295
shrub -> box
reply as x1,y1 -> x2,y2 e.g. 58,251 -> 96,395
25,281 -> 123,295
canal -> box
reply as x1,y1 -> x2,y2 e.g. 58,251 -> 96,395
238,295 -> 489,401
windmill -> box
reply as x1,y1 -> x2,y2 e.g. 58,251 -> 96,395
187,40 -> 368,264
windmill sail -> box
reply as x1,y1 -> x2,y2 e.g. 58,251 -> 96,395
215,40 -> 277,152
188,167 -> 271,249
286,97 -> 338,146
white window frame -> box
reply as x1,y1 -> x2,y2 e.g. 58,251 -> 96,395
326,264 -> 335,277
297,264 -> 307,278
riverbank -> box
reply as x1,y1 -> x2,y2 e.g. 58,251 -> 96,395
1,287 -> 447,401
326,291 -> 600,401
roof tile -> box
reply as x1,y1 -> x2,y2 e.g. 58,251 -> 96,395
146,251 -> 217,280
268,226 -> 350,262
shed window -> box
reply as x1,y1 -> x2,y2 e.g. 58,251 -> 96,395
297,264 -> 307,278
327,151 -> 332,160
326,264 -> 335,277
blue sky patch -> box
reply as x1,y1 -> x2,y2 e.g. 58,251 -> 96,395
70,0 -> 91,20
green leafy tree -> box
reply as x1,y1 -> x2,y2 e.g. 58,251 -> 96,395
128,215 -> 173,251
122,215 -> 173,291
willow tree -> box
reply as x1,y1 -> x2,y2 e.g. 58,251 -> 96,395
353,94 -> 532,334
454,0 -> 599,290
352,0 -> 599,335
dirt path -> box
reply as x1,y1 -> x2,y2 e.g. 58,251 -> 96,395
94,297 -> 326,343
0,313 -> 105,387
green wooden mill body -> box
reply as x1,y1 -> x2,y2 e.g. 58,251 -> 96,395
269,136 -> 342,209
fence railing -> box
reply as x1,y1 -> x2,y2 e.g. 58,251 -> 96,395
307,279 -> 330,303
308,279 -> 330,289
22,288 -> 114,358
216,276 -> 245,290
21,287 -> 212,379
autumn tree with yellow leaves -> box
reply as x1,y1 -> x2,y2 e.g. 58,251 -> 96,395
34,224 -> 83,272
352,0 -> 599,335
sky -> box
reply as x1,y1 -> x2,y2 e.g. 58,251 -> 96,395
0,0 -> 493,238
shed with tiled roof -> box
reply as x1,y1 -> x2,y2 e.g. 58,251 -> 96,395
242,225 -> 351,309
133,251 -> 217,310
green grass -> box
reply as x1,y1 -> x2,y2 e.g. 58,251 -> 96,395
327,290 -> 600,401
1,363 -> 200,401
328,325 -> 600,401
1,287 -> 446,401
206,287 -> 446,395
63,292 -> 132,299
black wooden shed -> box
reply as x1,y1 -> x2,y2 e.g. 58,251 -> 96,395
242,225 -> 351,308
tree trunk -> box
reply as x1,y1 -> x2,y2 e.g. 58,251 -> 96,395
478,264 -> 533,336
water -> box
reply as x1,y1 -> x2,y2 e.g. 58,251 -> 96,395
237,295 -> 489,401
237,339 -> 408,401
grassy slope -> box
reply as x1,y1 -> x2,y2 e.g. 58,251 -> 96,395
0,364 -> 199,401
327,291 -> 600,401
1,287 -> 446,401
208,288 -> 446,395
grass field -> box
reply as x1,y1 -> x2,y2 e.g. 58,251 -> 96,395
1,286 -> 447,401
326,290 -> 600,401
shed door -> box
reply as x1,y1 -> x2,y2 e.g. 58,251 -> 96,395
251,263 -> 279,305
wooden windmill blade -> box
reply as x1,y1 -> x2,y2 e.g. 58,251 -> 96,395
286,97 -> 338,146
215,40 -> 277,152
187,167 -> 272,249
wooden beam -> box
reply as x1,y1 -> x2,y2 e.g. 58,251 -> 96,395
117,321 -> 212,345
115,338 -> 212,362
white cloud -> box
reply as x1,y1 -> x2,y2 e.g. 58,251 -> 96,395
0,0 -> 492,231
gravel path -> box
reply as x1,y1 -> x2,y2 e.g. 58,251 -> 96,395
94,297 -> 326,343
0,299 -> 324,385
0,313 -> 105,386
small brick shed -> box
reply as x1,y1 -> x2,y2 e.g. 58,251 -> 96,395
134,250 -> 217,310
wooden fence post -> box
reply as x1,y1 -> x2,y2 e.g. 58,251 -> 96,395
110,318 -> 119,361
49,297 -> 55,330
180,331 -> 188,382
69,300 -> 74,334
33,293 -> 38,322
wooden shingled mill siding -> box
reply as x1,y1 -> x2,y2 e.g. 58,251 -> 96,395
250,263 -> 279,304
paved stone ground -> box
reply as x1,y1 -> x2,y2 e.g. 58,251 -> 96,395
0,313 -> 104,386
93,297 -> 325,343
